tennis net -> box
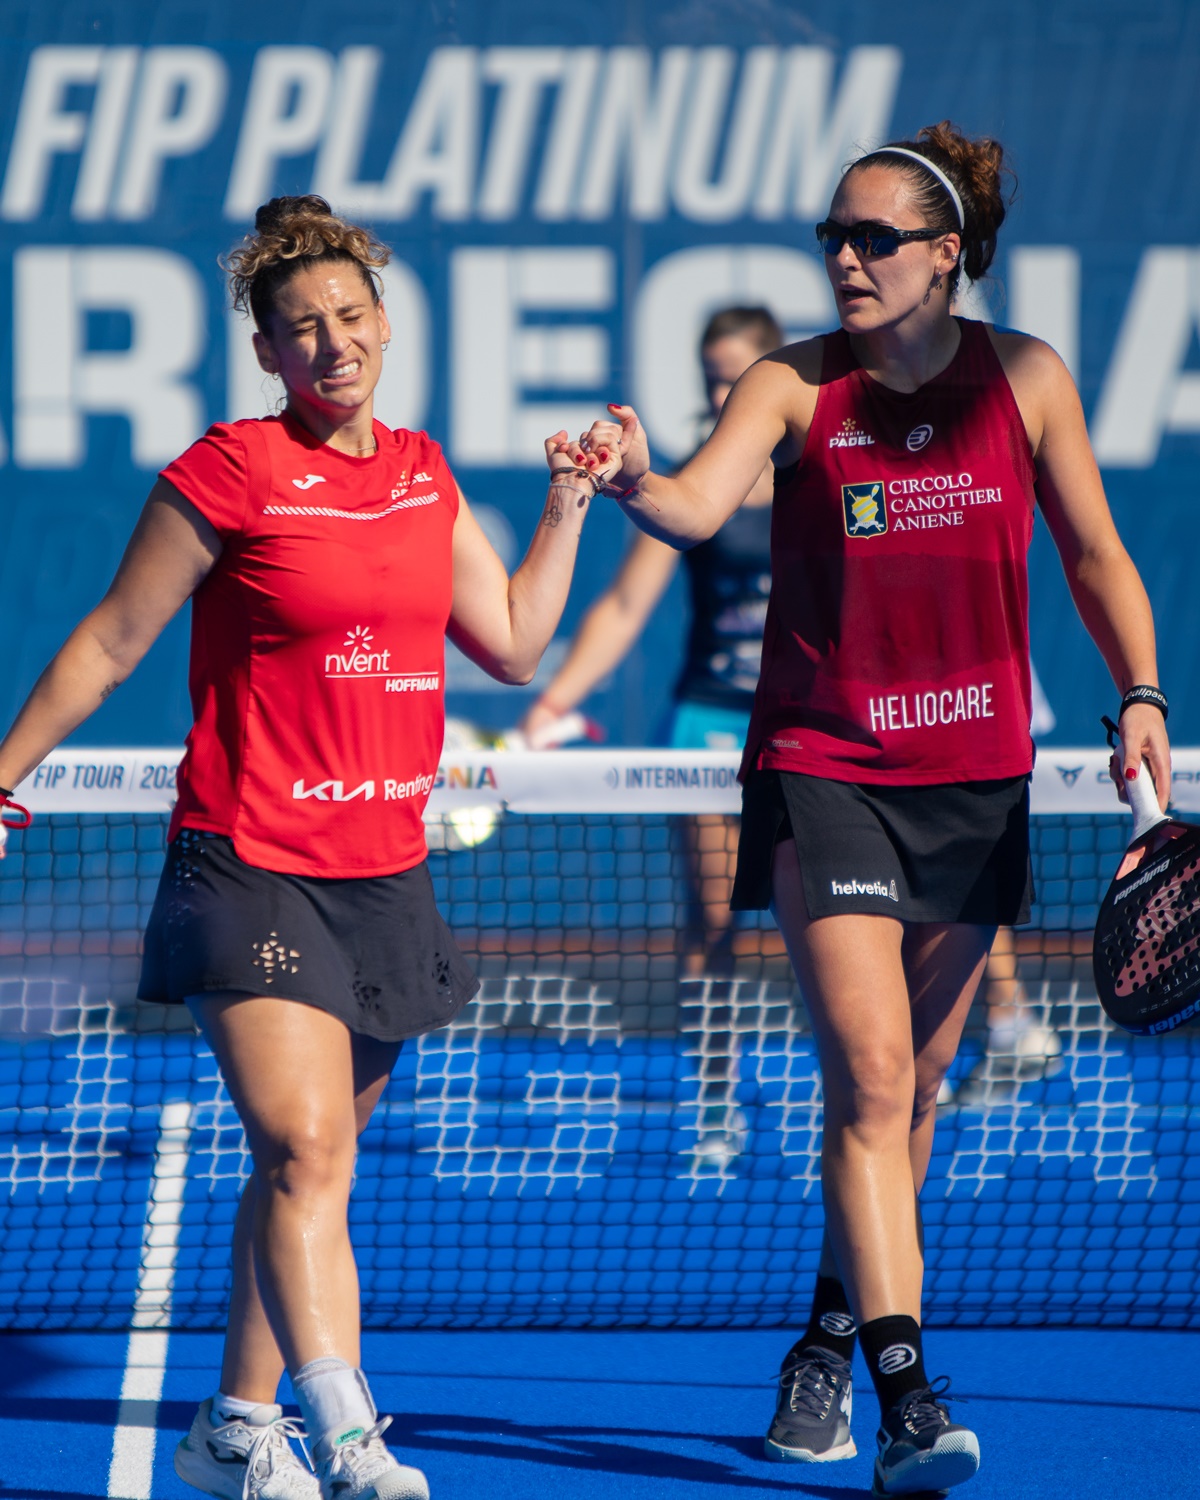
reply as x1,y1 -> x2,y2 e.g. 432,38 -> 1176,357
2,747 -> 1198,1331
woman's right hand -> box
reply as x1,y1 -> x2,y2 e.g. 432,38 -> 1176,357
562,406 -> 651,493
518,698 -> 567,745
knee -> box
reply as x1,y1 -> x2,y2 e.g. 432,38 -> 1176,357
256,1121 -> 355,1202
826,1046 -> 915,1138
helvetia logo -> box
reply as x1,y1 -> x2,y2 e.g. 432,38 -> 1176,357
831,877 -> 899,901
877,1343 -> 917,1375
841,481 -> 887,537
906,424 -> 933,452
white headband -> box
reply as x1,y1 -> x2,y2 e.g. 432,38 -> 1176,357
855,146 -> 965,231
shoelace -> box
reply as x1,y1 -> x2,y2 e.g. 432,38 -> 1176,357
241,1416 -> 312,1500
896,1376 -> 961,1442
323,1415 -> 396,1488
777,1348 -> 849,1420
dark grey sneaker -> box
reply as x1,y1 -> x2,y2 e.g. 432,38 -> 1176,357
871,1380 -> 980,1495
764,1346 -> 856,1463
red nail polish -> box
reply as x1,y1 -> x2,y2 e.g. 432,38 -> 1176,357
599,450 -> 609,462
1125,768 -> 1137,780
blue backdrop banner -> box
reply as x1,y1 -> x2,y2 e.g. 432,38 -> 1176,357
1,1 -> 1198,747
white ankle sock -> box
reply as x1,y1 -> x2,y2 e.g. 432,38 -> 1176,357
292,1358 -> 376,1446
213,1390 -> 276,1423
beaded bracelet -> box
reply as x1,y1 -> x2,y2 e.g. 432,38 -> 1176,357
1119,685 -> 1169,721
549,466 -> 605,497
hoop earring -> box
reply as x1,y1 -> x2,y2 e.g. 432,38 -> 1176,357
381,340 -> 390,352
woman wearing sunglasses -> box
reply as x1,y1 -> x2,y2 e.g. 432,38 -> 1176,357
566,120 -> 1168,1496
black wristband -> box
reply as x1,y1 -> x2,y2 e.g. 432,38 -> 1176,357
1119,685 -> 1168,721
0,786 -> 12,801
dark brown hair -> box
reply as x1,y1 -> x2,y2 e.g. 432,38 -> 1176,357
848,121 -> 1015,292
225,195 -> 391,333
700,305 -> 784,354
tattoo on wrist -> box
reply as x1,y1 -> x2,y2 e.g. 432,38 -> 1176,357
99,680 -> 119,702
544,490 -> 564,528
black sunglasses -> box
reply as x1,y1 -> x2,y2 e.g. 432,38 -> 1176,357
815,220 -> 944,258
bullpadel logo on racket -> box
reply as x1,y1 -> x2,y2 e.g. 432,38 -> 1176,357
842,481 -> 887,538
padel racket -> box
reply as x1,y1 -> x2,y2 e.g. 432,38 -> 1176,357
1093,724 -> 1200,1034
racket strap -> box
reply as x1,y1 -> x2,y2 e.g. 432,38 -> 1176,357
0,795 -> 32,829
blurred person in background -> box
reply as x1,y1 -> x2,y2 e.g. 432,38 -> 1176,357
521,306 -> 783,976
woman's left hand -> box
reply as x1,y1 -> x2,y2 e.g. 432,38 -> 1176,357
544,422 -> 625,490
1110,702 -> 1172,812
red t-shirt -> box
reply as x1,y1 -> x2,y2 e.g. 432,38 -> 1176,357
741,319 -> 1037,786
161,413 -> 458,876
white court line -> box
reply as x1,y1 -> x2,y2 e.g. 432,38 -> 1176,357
107,1101 -> 193,1500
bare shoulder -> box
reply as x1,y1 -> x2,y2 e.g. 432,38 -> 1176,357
729,336 -> 825,465
757,335 -> 825,389
985,326 -> 1075,401
985,326 -> 1082,455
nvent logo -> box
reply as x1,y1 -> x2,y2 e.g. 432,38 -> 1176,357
292,778 -> 376,801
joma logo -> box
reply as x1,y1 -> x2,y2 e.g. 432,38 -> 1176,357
292,779 -> 376,801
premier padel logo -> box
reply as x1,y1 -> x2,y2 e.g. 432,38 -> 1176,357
829,417 -> 876,449
842,481 -> 887,537
831,877 -> 899,901
877,1343 -> 918,1375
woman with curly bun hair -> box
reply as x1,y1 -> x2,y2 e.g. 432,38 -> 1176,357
0,195 -> 623,1500
573,123 -> 1169,1494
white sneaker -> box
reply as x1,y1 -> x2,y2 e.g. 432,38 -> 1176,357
175,1398 -> 319,1499
312,1416 -> 429,1500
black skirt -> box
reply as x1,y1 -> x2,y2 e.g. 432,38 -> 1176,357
731,769 -> 1032,925
138,829 -> 479,1042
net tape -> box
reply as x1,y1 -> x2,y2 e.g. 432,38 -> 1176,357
2,750 -> 1198,1330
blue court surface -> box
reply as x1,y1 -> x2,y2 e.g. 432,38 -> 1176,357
3,1326 -> 1197,1500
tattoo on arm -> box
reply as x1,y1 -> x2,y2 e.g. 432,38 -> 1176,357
543,490 -> 564,528
99,680 -> 119,702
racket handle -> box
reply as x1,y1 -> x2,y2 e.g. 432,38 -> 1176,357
1126,762 -> 1170,842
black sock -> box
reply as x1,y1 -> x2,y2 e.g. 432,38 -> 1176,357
858,1315 -> 928,1412
789,1275 -> 857,1363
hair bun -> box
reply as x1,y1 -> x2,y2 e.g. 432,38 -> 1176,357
254,195 -> 334,234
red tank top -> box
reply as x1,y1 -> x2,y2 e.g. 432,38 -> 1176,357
742,319 -> 1036,786
160,414 -> 457,877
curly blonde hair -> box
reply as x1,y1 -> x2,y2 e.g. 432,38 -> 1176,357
225,195 -> 391,332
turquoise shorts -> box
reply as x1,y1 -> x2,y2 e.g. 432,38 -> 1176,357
666,700 -> 752,751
